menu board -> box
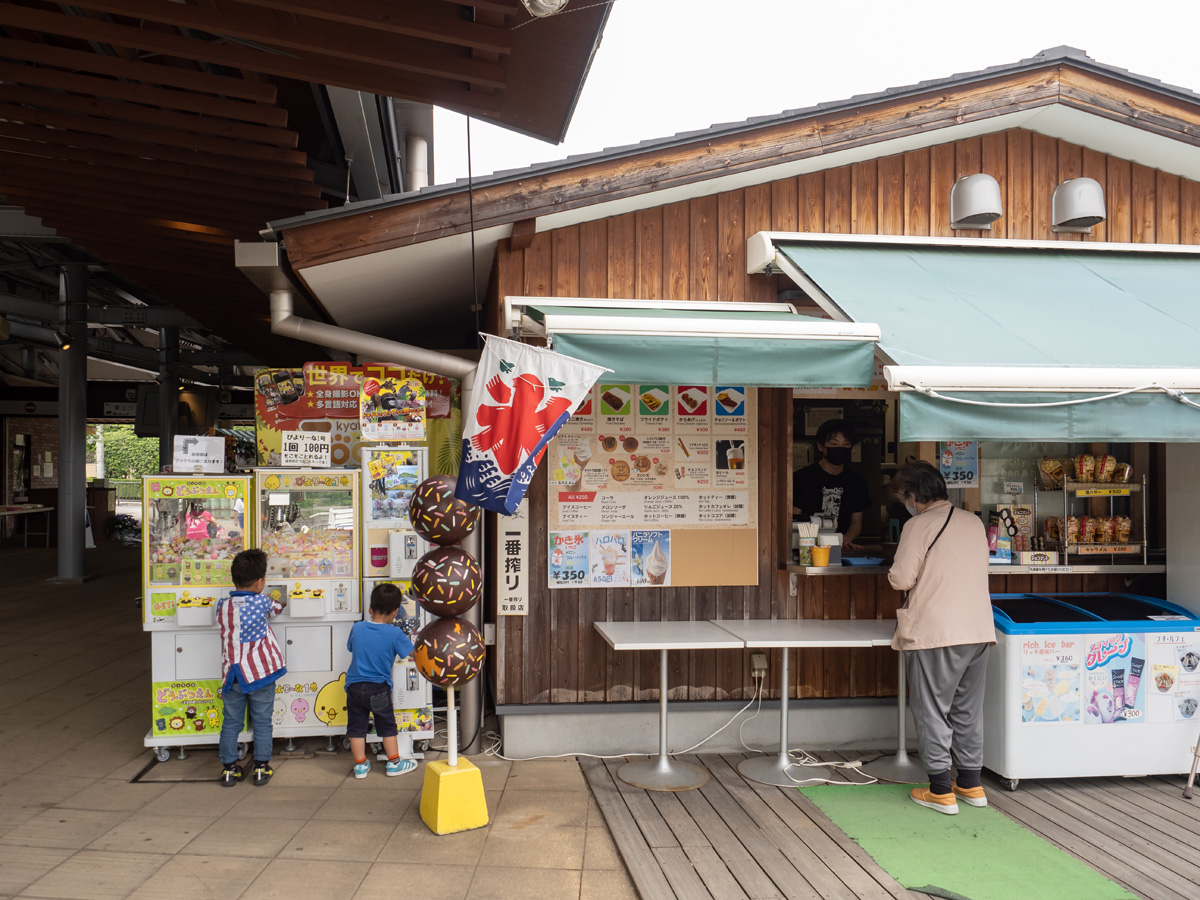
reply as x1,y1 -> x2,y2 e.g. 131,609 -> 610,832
547,385 -> 757,589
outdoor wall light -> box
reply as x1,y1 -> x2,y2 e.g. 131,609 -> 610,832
1052,177 -> 1106,233
520,0 -> 568,16
950,174 -> 1003,229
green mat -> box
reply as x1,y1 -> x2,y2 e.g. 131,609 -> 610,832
799,784 -> 1136,900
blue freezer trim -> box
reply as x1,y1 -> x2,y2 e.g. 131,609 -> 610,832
991,592 -> 1200,636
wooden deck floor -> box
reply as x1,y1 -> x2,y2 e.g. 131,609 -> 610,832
582,753 -> 1200,900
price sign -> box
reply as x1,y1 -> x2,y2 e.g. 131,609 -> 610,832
281,430 -> 331,468
939,441 -> 978,488
1004,482 -> 1024,494
1075,487 -> 1131,497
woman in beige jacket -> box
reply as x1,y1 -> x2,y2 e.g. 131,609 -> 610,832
888,462 -> 995,815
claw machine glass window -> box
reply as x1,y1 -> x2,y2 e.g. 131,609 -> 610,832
254,469 -> 359,617
142,476 -> 250,627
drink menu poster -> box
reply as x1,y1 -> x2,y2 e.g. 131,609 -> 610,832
546,385 -> 757,589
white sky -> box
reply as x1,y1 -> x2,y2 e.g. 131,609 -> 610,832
433,0 -> 1200,185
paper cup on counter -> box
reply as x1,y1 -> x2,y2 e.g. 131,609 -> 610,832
811,546 -> 831,567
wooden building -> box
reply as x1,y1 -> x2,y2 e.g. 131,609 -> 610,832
264,47 -> 1200,749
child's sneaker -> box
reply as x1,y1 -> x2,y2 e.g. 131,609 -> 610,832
219,763 -> 244,787
386,758 -> 417,777
251,762 -> 273,786
353,758 -> 371,779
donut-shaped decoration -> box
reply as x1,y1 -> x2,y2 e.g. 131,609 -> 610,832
410,546 -> 482,617
408,475 -> 480,546
414,618 -> 485,687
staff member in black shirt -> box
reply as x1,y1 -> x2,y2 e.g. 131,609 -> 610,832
792,418 -> 871,549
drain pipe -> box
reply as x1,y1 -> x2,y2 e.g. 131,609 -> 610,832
269,288 -> 486,755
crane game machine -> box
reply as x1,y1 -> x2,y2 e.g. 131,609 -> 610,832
142,475 -> 251,761
361,445 -> 435,757
254,468 -> 360,748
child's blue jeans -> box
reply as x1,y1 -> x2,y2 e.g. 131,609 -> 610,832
219,681 -> 275,765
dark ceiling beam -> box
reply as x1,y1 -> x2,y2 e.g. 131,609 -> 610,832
0,5 -> 504,117
0,122 -> 318,190
234,0 -> 513,54
0,36 -> 278,103
0,142 -> 326,209
0,60 -> 287,127
0,83 -> 297,148
22,206 -> 245,247
0,293 -> 203,328
0,99 -> 306,165
431,0 -> 521,15
68,0 -> 509,87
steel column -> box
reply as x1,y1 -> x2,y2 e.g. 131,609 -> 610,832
158,326 -> 179,469
52,264 -> 87,582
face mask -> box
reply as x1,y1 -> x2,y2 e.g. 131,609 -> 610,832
904,502 -> 918,517
824,446 -> 851,466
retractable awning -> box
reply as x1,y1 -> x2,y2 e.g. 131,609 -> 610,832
502,297 -> 880,387
751,233 -> 1200,441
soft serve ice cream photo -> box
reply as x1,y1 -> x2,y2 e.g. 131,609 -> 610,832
632,530 -> 671,587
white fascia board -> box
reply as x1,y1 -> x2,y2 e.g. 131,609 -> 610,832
885,365 -> 1200,393
542,313 -> 880,342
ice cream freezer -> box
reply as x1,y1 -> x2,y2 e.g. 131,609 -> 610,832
984,592 -> 1200,789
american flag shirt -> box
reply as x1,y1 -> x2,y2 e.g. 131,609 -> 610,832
216,591 -> 287,692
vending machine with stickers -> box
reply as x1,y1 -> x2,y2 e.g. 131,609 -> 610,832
253,468 -> 360,745
983,592 -> 1200,788
360,445 -> 434,756
141,475 -> 252,760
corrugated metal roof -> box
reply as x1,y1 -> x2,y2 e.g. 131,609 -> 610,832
265,46 -> 1200,235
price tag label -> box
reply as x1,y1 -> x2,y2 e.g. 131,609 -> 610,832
1028,566 -> 1074,574
1075,487 -> 1131,497
281,430 -> 331,468
1004,482 -> 1024,494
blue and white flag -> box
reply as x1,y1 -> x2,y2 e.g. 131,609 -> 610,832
456,335 -> 607,516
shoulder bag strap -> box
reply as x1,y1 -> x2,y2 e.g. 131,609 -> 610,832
901,505 -> 956,607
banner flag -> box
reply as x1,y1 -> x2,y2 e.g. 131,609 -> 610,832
456,335 -> 607,515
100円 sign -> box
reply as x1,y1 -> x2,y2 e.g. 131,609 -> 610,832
281,430 -> 331,467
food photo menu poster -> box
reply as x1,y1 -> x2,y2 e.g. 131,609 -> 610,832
546,385 -> 757,589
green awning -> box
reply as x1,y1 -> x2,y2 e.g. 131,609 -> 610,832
507,298 -> 879,387
773,240 -> 1200,441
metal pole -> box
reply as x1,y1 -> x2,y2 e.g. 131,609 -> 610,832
659,647 -> 669,759
52,264 -> 87,582
459,367 -> 483,756
447,686 -> 458,768
158,327 -> 179,470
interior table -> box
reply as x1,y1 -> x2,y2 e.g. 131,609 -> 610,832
594,620 -> 743,791
0,505 -> 54,548
711,619 -> 895,786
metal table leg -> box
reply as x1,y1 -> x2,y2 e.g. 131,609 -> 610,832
618,648 -> 709,791
738,648 -> 807,786
860,649 -> 926,784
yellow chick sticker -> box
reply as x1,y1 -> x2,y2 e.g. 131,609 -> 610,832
314,673 -> 348,727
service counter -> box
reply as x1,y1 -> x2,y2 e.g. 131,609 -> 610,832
788,563 -> 1166,577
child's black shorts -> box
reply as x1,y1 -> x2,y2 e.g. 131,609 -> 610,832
345,681 -> 398,738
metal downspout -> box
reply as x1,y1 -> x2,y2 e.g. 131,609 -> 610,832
268,289 -> 485,755
50,264 -> 87,583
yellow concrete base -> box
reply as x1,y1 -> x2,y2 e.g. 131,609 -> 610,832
419,758 -> 489,835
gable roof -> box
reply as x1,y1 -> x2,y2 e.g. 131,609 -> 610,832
263,47 -> 1200,343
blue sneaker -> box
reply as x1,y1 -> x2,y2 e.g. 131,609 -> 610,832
353,758 -> 371,779
386,758 -> 417,777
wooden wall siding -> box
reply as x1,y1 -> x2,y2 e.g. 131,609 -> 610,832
490,126 -> 1200,707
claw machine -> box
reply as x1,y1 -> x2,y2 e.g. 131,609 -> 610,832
142,475 -> 251,761
361,445 -> 435,756
254,468 -> 360,746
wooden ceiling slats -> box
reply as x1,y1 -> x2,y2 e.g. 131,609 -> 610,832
0,121 -> 317,188
55,0 -> 509,89
0,135 -> 323,202
24,205 -> 243,246
0,4 -> 504,117
0,38 -> 278,104
0,101 -> 307,166
0,83 -> 299,147
0,61 -> 288,127
430,0 -> 520,15
234,0 -> 513,55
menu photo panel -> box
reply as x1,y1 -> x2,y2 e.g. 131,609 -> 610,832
546,385 -> 758,588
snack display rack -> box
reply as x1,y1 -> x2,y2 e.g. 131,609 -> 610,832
1034,462 -> 1148,565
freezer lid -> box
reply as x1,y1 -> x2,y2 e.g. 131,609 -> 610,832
1030,593 -> 1199,623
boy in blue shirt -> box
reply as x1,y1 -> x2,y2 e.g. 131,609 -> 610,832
346,583 -> 417,777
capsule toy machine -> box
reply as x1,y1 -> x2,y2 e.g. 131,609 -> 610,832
254,468 -> 360,746
361,446 -> 434,756
142,475 -> 251,761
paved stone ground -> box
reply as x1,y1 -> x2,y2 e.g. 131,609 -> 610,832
0,546 -> 637,900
